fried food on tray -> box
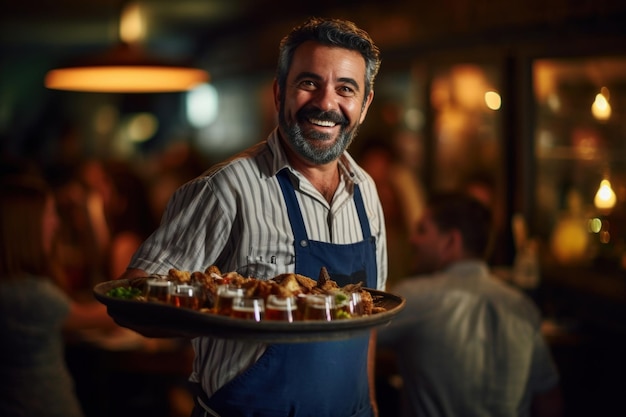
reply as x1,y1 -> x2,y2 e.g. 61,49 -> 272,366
272,273 -> 317,294
168,268 -> 191,283
161,265 -> 383,315
316,267 -> 339,292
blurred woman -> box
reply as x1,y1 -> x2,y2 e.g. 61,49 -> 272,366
0,173 -> 115,417
100,160 -> 157,280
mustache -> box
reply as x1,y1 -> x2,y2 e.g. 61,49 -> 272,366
297,107 -> 348,125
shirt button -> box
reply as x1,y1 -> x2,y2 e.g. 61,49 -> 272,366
300,240 -> 308,247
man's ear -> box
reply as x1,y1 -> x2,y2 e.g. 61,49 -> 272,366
359,91 -> 374,124
443,229 -> 464,261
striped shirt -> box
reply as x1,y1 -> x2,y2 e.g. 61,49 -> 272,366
129,129 -> 388,397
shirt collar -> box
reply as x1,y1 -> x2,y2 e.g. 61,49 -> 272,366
266,128 -> 366,186
444,260 -> 491,278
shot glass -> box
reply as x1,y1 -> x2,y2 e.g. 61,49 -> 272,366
265,295 -> 298,322
295,293 -> 308,321
144,276 -> 173,303
303,294 -> 336,321
215,284 -> 244,316
170,283 -> 202,310
348,291 -> 364,317
334,291 -> 364,319
231,297 -> 265,322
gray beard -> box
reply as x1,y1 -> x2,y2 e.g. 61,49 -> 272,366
278,108 -> 360,165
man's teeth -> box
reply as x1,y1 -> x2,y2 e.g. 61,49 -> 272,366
309,118 -> 336,127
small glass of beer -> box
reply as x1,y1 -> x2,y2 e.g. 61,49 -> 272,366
333,291 -> 363,319
145,276 -> 173,303
231,297 -> 265,322
265,295 -> 298,322
348,292 -> 364,317
215,284 -> 244,316
170,284 -> 202,310
303,294 -> 336,321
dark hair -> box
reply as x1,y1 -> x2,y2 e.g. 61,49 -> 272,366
428,192 -> 494,259
276,17 -> 381,100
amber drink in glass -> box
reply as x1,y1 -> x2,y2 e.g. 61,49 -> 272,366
231,297 -> 264,321
303,294 -> 336,321
145,277 -> 173,303
265,295 -> 298,322
171,284 -> 201,309
215,284 -> 244,316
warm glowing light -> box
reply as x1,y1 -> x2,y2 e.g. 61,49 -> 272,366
484,91 -> 501,110
451,65 -> 487,110
43,1 -> 209,93
547,93 -> 561,112
591,90 -> 611,120
120,2 -> 146,44
45,66 -> 208,93
126,113 -> 158,142
594,179 -> 617,210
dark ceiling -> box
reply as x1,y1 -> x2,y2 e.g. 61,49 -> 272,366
1,0 -> 405,80
0,1 -> 372,55
4,0 -> 626,75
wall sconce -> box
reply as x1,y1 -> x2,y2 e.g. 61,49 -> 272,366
591,87 -> 611,121
44,2 -> 208,93
594,178 -> 617,211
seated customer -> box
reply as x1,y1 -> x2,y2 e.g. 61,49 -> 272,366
0,173 -> 116,417
377,192 -> 563,417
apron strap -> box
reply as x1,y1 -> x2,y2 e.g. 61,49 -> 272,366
189,381 -> 221,417
276,169 -> 308,244
352,183 -> 372,239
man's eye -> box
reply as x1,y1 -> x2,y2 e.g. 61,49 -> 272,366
338,86 -> 355,96
299,80 -> 316,90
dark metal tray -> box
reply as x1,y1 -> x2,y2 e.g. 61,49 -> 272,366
94,279 -> 405,343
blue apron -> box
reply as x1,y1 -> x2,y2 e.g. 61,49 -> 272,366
196,169 -> 378,417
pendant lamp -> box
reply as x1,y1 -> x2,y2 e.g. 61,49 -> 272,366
44,2 -> 209,93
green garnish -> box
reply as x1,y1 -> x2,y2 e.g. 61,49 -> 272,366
335,310 -> 351,319
334,292 -> 348,303
106,286 -> 142,299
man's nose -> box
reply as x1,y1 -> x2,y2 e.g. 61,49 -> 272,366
311,86 -> 336,112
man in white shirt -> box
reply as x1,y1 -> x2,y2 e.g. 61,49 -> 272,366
377,192 -> 563,417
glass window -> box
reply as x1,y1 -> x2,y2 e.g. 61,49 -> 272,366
532,57 -> 626,269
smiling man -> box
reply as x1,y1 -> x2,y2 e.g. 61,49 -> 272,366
278,41 -> 372,164
119,18 -> 387,417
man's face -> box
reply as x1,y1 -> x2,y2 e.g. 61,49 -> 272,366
409,210 -> 449,274
276,41 -> 373,165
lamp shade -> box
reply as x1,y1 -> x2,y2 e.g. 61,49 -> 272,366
45,42 -> 209,93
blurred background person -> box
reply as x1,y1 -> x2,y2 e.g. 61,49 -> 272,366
45,160 -> 110,293
462,170 -> 512,267
0,165 -> 117,417
95,159 -> 158,281
45,157 -> 158,285
377,192 -> 563,417
358,137 -> 425,288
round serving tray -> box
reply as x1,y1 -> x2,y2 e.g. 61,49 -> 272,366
94,279 -> 405,343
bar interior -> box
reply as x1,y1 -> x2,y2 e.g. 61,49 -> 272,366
1,1 -> 625,416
